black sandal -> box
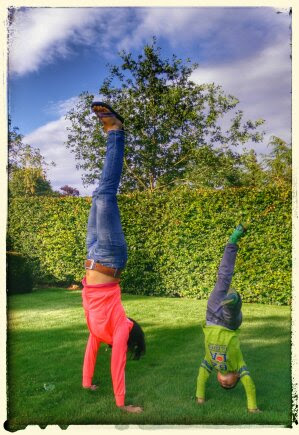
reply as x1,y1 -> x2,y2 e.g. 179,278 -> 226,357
91,102 -> 124,123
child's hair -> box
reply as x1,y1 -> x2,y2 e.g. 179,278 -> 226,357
219,377 -> 240,389
127,318 -> 146,360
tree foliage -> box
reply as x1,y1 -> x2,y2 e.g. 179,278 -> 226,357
262,136 -> 291,186
8,120 -> 55,197
60,185 -> 80,196
66,39 -> 265,192
183,136 -> 291,190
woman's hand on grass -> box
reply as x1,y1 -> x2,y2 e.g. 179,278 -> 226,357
196,398 -> 205,405
120,405 -> 143,413
83,384 -> 98,391
248,408 -> 262,413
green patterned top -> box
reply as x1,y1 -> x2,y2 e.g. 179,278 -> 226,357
196,323 -> 257,409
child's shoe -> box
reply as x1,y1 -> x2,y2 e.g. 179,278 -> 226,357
228,224 -> 247,244
220,292 -> 239,307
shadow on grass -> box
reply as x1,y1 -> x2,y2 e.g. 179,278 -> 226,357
7,288 -> 168,314
7,306 -> 292,428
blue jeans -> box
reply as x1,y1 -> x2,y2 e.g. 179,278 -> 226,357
86,130 -> 127,270
206,244 -> 242,330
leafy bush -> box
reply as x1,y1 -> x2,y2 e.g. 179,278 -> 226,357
7,186 -> 291,304
7,252 -> 34,294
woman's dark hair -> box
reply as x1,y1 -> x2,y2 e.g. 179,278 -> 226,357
127,318 -> 146,360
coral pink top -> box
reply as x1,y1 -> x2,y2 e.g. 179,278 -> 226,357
81,277 -> 133,406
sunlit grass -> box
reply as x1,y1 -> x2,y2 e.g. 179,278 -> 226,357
7,288 -> 292,430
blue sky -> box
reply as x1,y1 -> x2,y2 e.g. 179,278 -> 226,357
8,6 -> 291,195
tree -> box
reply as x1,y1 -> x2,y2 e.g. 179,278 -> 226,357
238,149 -> 267,188
66,38 -> 265,192
262,136 -> 291,186
180,146 -> 266,189
183,136 -> 291,190
9,168 -> 54,197
8,120 -> 55,197
176,146 -> 241,189
60,185 -> 80,196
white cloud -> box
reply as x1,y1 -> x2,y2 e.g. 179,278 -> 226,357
118,8 -> 230,51
191,39 -> 291,153
45,96 -> 80,117
117,7 -> 290,59
23,113 -> 94,196
9,8 -> 114,76
9,7 -> 291,76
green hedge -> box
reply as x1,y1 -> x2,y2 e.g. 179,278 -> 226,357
7,186 -> 291,304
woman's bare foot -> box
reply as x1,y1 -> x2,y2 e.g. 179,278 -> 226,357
119,405 -> 143,414
83,384 -> 98,391
92,105 -> 123,132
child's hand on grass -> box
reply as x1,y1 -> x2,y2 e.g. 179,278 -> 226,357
196,398 -> 205,405
248,408 -> 262,413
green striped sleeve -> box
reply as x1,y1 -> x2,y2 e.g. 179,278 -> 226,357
196,364 -> 211,399
240,372 -> 257,410
201,359 -> 213,373
239,365 -> 250,378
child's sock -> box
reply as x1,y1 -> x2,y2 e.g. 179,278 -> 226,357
228,224 -> 247,244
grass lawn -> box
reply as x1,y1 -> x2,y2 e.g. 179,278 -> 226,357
6,287 -> 292,430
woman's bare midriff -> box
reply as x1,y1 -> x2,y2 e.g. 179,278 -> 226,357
85,269 -> 120,285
